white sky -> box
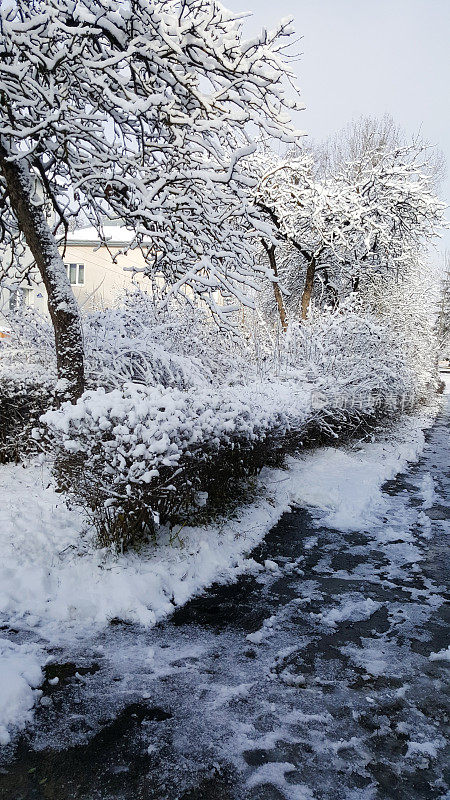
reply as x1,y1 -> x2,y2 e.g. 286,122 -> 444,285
226,0 -> 450,252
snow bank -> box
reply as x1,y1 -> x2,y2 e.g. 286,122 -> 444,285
0,639 -> 43,745
0,459 -> 291,633
289,406 -> 435,532
429,646 -> 450,662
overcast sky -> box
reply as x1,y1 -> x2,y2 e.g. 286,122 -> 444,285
226,0 -> 450,252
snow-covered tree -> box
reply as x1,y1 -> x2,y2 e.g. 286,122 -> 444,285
318,114 -> 446,190
437,253 -> 450,359
0,0 -> 300,400
254,150 -> 358,321
254,120 -> 446,324
362,252 -> 442,398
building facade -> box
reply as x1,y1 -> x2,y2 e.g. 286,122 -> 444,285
0,225 -> 151,319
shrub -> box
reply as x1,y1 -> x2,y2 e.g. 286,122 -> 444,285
0,371 -> 54,463
0,308 -> 55,463
83,291 -> 254,391
41,367 -> 390,550
5,294 -> 435,541
279,304 -> 418,404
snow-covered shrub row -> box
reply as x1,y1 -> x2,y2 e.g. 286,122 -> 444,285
83,291 -> 254,391
362,265 -> 441,402
257,297 -> 439,409
42,304 -> 416,550
41,380 -> 306,548
0,295 -> 254,464
276,304 -> 419,403
0,309 -> 56,462
1,292 -> 254,395
0,306 -> 54,372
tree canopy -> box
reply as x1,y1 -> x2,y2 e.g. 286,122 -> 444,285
0,0 -> 301,318
0,0 -> 302,398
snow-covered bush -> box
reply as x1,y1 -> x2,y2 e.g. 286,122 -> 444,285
276,304 -> 417,405
0,371 -> 54,463
0,294 -> 257,467
362,261 -> 441,401
42,302 -> 413,550
0,309 -> 55,462
1,292 -> 253,394
0,306 -> 54,371
41,380 -> 303,548
83,292 -> 254,391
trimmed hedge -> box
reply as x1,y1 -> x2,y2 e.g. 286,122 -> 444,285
42,380 -> 392,550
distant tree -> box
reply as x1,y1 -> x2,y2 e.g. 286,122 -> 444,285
253,149 -> 341,322
254,118 -> 446,324
0,0 -> 300,400
319,114 -> 446,187
437,252 -> 450,358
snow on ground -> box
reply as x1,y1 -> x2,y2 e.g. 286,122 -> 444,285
429,646 -> 450,662
0,390 -> 444,744
289,405 -> 438,532
0,640 -> 43,745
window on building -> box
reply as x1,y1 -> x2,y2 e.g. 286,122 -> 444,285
65,263 -> 85,285
9,288 -> 31,310
9,291 -> 18,311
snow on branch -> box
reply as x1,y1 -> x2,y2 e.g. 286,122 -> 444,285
0,0 -> 303,321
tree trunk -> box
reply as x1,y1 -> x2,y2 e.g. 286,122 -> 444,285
300,256 -> 316,320
262,239 -> 288,332
0,145 -> 84,403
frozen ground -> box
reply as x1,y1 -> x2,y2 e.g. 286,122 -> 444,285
0,382 -> 448,798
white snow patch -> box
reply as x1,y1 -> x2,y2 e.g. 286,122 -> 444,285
246,761 -> 315,799
429,646 -> 450,662
316,595 -> 382,628
0,461 -> 294,634
246,615 -> 276,645
418,473 -> 437,509
0,638 -> 43,745
406,739 -> 443,759
289,406 -> 438,532
341,641 -> 390,678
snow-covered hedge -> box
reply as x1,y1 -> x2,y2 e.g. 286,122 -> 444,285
0,371 -> 54,464
41,377 -> 399,551
0,309 -> 56,462
0,306 -> 54,368
1,294 -> 253,394
278,305 -> 419,403
0,296 -> 251,465
38,299 -> 432,549
41,380 -> 306,548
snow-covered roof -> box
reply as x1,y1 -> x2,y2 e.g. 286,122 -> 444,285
68,225 -> 151,246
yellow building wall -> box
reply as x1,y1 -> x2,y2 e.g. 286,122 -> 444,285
1,244 -> 154,318
62,245 -> 150,311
